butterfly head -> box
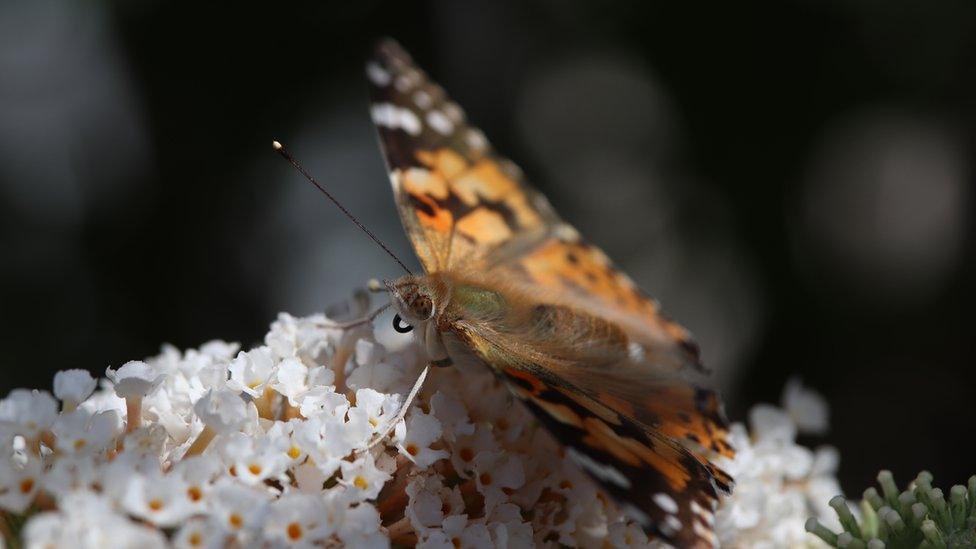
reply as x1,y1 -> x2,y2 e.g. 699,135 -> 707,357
386,276 -> 441,328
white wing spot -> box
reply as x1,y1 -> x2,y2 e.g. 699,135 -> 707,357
426,110 -> 454,136
690,500 -> 714,524
442,102 -> 465,122
693,520 -> 717,546
566,448 -> 632,489
465,128 -> 488,151
371,103 -> 422,136
394,70 -> 422,92
653,492 -> 679,514
554,224 -> 580,242
662,514 -> 683,535
627,341 -> 646,362
366,62 -> 391,86
413,90 -> 433,109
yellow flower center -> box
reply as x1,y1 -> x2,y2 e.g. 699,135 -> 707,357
287,522 -> 303,540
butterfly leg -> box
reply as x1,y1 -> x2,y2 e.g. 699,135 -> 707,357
316,303 -> 391,330
363,364 -> 430,451
424,322 -> 453,367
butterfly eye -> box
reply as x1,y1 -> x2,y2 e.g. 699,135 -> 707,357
392,314 -> 414,334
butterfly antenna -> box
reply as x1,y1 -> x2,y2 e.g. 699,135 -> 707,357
272,140 -> 413,276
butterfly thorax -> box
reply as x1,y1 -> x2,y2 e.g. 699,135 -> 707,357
388,272 -> 507,329
391,272 -> 630,371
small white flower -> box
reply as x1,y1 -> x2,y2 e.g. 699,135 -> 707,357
172,454 -> 222,510
355,388 -> 401,434
473,450 -> 525,515
219,432 -> 290,486
266,420 -> 306,465
0,389 -> 59,438
53,369 -> 98,407
419,514 -> 493,549
340,453 -> 391,500
199,339 -> 240,360
346,352 -> 407,394
336,501 -> 386,548
292,417 -> 341,478
106,360 -> 166,398
395,410 -> 448,468
194,388 -> 249,434
488,503 -> 535,549
265,312 -> 331,360
405,473 -> 466,536
430,391 -> 474,442
292,460 -> 327,493
270,357 -> 311,405
449,424 -> 497,478
782,378 -> 830,435
355,338 -> 386,368
209,479 -> 270,536
52,409 -> 121,454
122,471 -> 197,527
262,493 -> 334,546
749,404 -> 797,444
0,456 -> 41,512
24,491 -> 169,549
122,423 -> 169,457
172,517 -> 224,549
406,474 -> 450,532
43,454 -> 100,496
228,346 -> 277,397
297,385 -> 349,420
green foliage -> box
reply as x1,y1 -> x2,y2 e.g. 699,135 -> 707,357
806,470 -> 976,548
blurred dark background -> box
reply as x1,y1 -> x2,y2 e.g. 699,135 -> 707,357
1,1 -> 973,493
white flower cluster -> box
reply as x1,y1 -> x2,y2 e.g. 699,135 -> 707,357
0,310 -> 844,548
715,379 -> 842,548
0,312 -> 654,548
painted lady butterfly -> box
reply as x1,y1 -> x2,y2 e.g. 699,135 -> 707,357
367,39 -> 734,547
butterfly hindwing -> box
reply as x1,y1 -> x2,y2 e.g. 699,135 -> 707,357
502,366 -> 725,548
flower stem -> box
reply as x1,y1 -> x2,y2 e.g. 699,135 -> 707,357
184,426 -> 217,457
125,396 -> 143,433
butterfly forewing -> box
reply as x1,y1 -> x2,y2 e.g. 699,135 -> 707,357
367,39 -> 733,547
367,39 -> 560,273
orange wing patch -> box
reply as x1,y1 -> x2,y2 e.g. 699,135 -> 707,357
391,149 -> 550,270
369,41 -> 559,273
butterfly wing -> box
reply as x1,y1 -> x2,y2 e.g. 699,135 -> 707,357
367,39 -> 560,273
450,305 -> 731,547
368,39 -> 733,546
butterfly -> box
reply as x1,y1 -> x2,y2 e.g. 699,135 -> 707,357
366,39 -> 734,547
